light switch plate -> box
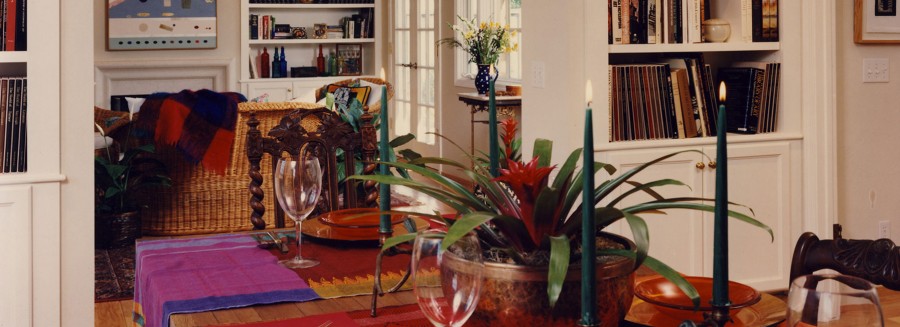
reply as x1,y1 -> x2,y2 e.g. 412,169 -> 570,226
863,58 -> 890,83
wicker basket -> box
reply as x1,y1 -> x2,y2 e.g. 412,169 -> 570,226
140,101 -> 323,235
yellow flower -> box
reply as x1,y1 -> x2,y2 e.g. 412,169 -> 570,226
464,31 -> 474,40
480,22 -> 487,29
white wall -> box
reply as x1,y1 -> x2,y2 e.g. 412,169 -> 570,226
836,0 -> 900,241
93,0 -> 241,91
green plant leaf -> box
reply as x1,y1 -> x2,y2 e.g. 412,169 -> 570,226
442,212 -> 496,250
601,249 -> 700,308
624,202 -> 773,241
104,164 -> 128,180
491,215 -> 536,253
397,149 -> 422,162
381,233 -> 419,252
595,150 -> 703,205
547,235 -> 570,308
623,212 -> 649,268
533,138 -> 552,168
390,133 -> 416,147
608,179 -> 690,207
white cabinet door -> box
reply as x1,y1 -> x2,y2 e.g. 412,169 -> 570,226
245,81 -> 294,102
0,185 -> 32,327
603,148 -> 706,277
702,142 -> 794,291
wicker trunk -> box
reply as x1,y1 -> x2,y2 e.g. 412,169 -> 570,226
139,102 -> 322,235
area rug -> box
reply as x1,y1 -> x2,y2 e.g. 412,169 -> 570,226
208,304 -> 436,327
95,245 -> 136,302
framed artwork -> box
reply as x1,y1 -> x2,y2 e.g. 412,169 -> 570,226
107,0 -> 218,50
855,0 -> 900,43
335,44 -> 363,76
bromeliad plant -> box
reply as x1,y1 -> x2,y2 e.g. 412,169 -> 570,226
350,128 -> 772,308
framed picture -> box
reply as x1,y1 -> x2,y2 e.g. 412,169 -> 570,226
855,0 -> 900,43
313,24 -> 328,39
107,0 -> 218,50
335,44 -> 363,76
291,27 -> 307,39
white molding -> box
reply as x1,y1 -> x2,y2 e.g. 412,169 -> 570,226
801,0 -> 838,238
0,186 -> 32,327
94,58 -> 237,108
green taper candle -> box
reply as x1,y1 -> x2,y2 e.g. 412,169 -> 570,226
488,75 -> 499,177
379,79 -> 391,235
712,81 -> 730,308
580,80 -> 598,326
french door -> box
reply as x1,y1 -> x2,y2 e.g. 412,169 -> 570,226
391,0 -> 438,157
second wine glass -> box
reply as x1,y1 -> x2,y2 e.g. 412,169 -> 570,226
787,274 -> 884,326
412,230 -> 484,327
274,153 -> 323,269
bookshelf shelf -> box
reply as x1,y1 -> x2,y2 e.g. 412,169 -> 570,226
249,4 -> 375,9
249,38 -> 375,45
602,131 -> 803,151
609,42 -> 780,54
0,52 -> 28,63
240,1 -> 382,101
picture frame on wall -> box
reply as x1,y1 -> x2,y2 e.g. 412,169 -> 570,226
855,0 -> 900,43
335,44 -> 362,76
107,0 -> 218,50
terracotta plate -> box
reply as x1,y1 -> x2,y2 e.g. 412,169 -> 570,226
302,208 -> 427,241
626,292 -> 786,327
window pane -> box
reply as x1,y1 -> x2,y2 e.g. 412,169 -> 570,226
418,30 -> 435,68
418,0 -> 435,29
395,101 -> 411,136
396,0 -> 410,29
418,69 -> 435,106
395,31 -> 409,65
417,105 -> 436,144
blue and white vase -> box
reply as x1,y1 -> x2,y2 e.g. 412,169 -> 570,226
475,64 -> 499,95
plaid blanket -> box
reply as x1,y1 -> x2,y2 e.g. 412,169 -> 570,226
135,89 -> 246,174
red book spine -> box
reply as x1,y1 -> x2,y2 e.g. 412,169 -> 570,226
5,0 -> 14,51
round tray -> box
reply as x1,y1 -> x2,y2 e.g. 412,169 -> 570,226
303,214 -> 428,242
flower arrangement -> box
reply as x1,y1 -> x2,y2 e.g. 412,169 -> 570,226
351,119 -> 772,308
438,16 -> 519,66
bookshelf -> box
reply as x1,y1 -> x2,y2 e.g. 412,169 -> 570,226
239,1 -> 383,101
522,0 -> 839,290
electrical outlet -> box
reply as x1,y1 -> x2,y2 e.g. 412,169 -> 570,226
863,58 -> 890,83
879,220 -> 891,239
532,61 -> 546,89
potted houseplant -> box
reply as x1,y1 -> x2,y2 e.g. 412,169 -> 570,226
350,120 -> 772,325
94,120 -> 171,249
438,16 -> 519,95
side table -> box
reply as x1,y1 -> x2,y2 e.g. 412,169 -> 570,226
456,92 -> 522,166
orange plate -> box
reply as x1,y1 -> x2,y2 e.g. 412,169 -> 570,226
627,292 -> 786,327
303,209 -> 427,241
633,276 -> 761,322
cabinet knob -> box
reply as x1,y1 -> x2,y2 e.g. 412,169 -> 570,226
695,162 -> 706,170
708,161 -> 717,169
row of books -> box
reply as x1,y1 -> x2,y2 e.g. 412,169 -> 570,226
1,77 -> 27,173
249,0 -> 374,3
719,62 -> 781,134
609,57 -> 780,141
608,0 -> 778,44
1,0 -> 26,51
250,9 -> 374,40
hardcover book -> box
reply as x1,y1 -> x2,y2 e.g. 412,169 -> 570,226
719,67 -> 764,134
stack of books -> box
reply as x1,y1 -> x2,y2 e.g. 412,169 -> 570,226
719,62 -> 781,134
0,77 -> 27,173
1,0 -> 25,51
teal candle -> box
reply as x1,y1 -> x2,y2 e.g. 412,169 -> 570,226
712,81 -> 730,308
488,77 -> 499,177
379,83 -> 391,235
580,81 -> 598,326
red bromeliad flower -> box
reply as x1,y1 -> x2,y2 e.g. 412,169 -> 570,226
500,118 -> 517,158
493,157 -> 556,246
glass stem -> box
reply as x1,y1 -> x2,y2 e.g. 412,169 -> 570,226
295,220 -> 303,261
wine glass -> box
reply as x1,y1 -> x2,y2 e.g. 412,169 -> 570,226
411,230 -> 484,327
787,274 -> 884,326
273,152 -> 323,269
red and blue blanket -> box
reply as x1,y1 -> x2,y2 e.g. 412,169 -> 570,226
134,89 -> 246,174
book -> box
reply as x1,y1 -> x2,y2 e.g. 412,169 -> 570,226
741,0 -> 752,42
659,64 -> 678,138
611,0 -> 623,44
0,78 -> 5,166
732,61 -> 781,133
13,0 -> 23,51
647,0 -> 658,44
15,78 -> 24,171
250,14 -> 258,40
670,68 -> 686,138
687,0 -> 702,43
4,0 -> 14,51
719,67 -> 763,134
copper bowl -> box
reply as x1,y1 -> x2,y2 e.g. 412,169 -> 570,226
633,276 -> 761,322
317,208 -> 404,238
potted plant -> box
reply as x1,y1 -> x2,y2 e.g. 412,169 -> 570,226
351,119 -> 772,326
437,16 -> 519,95
94,120 -> 171,249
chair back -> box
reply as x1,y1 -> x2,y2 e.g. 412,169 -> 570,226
790,223 -> 900,290
246,106 -> 379,229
